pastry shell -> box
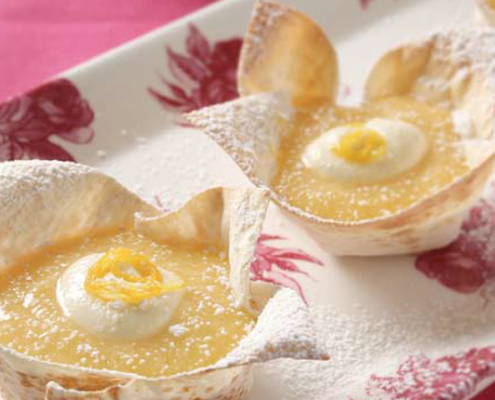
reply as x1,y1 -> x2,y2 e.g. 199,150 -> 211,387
185,0 -> 495,256
474,0 -> 495,26
0,160 -> 327,400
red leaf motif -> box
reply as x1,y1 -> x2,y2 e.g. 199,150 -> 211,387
57,127 -> 94,144
366,347 -> 495,400
415,188 -> 495,298
148,88 -> 194,113
186,24 -> 211,66
267,248 -> 324,267
359,0 -> 373,9
266,259 -> 310,277
210,39 -> 242,78
149,24 -> 242,116
258,234 -> 284,241
167,47 -> 206,83
0,96 -> 31,126
0,97 -> 51,142
251,234 -> 323,302
31,80 -> 94,133
416,248 -> 485,294
164,80 -> 190,102
23,141 -> 75,162
0,140 -> 23,160
255,268 -> 307,303
251,253 -> 272,277
0,78 -> 95,162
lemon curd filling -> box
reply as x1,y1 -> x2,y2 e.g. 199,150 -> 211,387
0,230 -> 256,377
272,97 -> 469,222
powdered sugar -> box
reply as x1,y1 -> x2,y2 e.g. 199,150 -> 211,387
452,110 -> 474,138
259,296 -> 495,400
186,92 -> 288,185
169,324 -> 189,337
240,0 -> 288,72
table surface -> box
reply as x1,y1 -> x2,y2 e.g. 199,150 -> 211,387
0,1 -> 494,399
0,0 -> 214,101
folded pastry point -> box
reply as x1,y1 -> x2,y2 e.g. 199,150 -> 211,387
238,0 -> 339,106
0,160 -> 327,400
474,0 -> 495,26
365,30 -> 495,144
186,92 -> 288,188
186,2 -> 495,256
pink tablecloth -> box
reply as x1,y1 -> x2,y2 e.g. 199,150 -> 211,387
0,1 -> 494,399
0,0 -> 214,101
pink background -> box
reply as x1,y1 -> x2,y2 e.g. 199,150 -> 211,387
0,1 -> 494,399
0,0 -> 214,101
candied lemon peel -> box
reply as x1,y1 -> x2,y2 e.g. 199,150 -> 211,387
85,247 -> 183,304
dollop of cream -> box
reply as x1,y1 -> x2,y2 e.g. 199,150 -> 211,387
302,119 -> 428,183
57,253 -> 184,341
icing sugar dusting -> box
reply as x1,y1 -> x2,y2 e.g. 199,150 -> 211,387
186,93 -> 289,184
452,110 -> 474,138
258,297 -> 495,400
169,324 -> 189,337
240,0 -> 288,72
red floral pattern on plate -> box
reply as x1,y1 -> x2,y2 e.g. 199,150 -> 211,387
0,79 -> 94,162
359,0 -> 373,9
364,347 -> 495,400
148,24 -> 242,114
358,0 -> 400,10
251,234 -> 323,303
415,186 -> 495,298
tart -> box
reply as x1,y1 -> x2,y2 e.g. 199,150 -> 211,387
186,0 -> 495,255
0,160 -> 327,400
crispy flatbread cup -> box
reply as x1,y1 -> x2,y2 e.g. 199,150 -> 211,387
0,160 -> 327,400
186,0 -> 495,255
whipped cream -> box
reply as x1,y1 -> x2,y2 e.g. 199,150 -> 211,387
57,253 -> 184,341
302,119 -> 428,183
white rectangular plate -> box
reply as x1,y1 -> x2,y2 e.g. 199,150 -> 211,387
2,0 -> 495,399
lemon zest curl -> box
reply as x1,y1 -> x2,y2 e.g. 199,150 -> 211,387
85,248 -> 183,305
